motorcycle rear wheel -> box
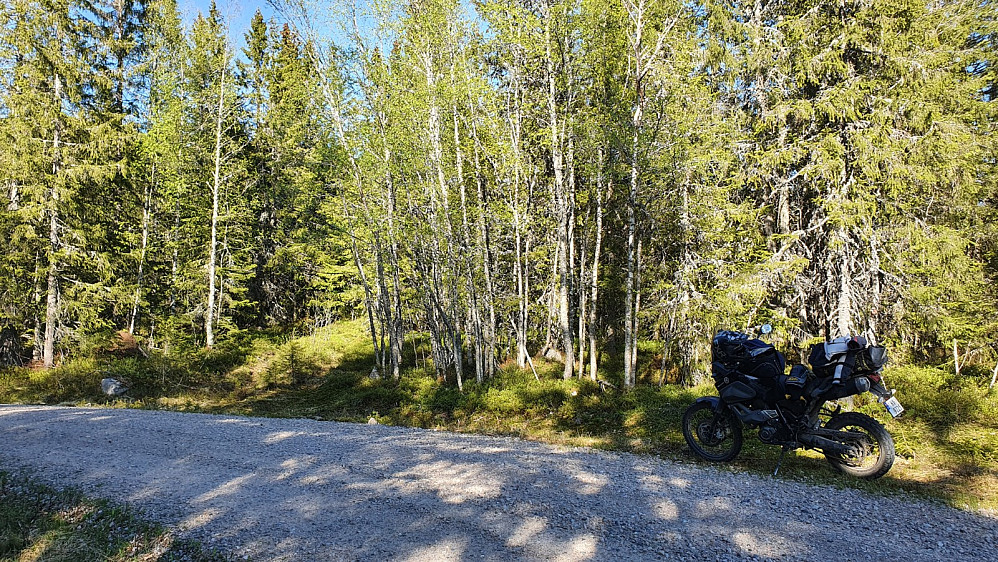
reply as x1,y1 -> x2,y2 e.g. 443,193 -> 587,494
682,401 -> 743,462
822,412 -> 895,479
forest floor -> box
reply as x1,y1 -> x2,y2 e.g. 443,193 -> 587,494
1,319 -> 997,517
2,405 -> 997,562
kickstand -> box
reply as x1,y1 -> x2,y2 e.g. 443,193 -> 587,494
773,446 -> 791,477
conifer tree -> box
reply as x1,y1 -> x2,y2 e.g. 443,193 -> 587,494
0,0 -> 135,365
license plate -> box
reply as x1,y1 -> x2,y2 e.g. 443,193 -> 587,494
884,396 -> 904,418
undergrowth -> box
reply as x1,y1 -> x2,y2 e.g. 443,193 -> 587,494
2,319 -> 997,514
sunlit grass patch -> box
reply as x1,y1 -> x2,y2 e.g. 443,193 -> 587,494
0,471 -> 222,562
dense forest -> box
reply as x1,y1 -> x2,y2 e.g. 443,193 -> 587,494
0,0 -> 995,387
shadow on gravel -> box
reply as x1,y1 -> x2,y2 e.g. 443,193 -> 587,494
3,406 -> 998,561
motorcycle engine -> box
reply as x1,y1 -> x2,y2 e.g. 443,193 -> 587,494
758,421 -> 790,445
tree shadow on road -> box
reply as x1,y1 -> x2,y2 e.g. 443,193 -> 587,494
3,407 -> 997,561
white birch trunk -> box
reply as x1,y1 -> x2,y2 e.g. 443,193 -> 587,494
424,48 -> 464,390
589,170 -> 605,382
514,207 -> 527,368
835,229 -> 852,338
545,2 -> 573,380
621,0 -> 669,386
630,240 -> 643,379
205,54 -> 227,350
130,169 -> 154,335
624,123 -> 639,387
470,110 -> 497,379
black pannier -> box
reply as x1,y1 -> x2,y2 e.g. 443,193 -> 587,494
808,343 -> 838,377
808,337 -> 888,382
783,364 -> 810,400
856,345 -> 888,372
712,331 -> 786,380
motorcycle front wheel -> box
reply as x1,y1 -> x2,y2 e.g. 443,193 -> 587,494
682,401 -> 743,462
822,412 -> 895,479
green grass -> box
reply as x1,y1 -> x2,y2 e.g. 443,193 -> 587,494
0,471 -> 224,562
2,320 -> 997,515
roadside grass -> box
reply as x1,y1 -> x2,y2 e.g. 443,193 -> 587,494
1,319 -> 997,515
0,471 -> 224,562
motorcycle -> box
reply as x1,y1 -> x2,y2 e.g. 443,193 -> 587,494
681,325 -> 904,479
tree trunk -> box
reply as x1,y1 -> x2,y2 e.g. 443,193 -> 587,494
514,206 -> 528,368
32,252 -> 42,362
130,167 -> 154,335
43,211 -> 58,368
508,54 -> 529,370
866,225 -> 881,343
470,111 -> 497,380
382,142 -> 403,380
577,243 -> 587,378
545,2 -> 573,380
624,122 -> 639,387
630,240 -> 643,380
545,240 -> 559,351
205,57 -> 226,350
953,339 -> 961,377
43,71 -> 63,368
588,164 -> 605,382
835,229 -> 852,338
454,103 -> 485,384
621,0 -> 668,386
424,49 -> 464,389
317,38 -> 383,374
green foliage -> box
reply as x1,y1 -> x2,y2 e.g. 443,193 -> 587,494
887,365 -> 998,428
266,340 -> 321,386
0,0 -> 995,434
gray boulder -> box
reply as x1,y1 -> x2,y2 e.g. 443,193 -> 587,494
101,378 -> 128,397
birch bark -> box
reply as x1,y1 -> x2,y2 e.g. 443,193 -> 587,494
205,51 -> 227,349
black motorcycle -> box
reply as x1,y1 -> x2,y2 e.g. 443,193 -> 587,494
682,326 -> 904,479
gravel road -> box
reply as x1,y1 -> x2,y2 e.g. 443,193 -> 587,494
1,405 -> 996,561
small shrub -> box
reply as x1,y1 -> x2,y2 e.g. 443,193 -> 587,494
22,358 -> 104,403
888,366 -> 986,426
482,386 -> 526,415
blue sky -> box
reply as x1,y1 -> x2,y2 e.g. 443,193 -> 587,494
180,0 -> 280,41
179,0 -> 359,51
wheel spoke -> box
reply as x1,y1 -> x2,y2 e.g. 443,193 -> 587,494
683,402 -> 742,462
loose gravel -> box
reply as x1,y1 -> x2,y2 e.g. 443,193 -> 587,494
1,405 -> 996,561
